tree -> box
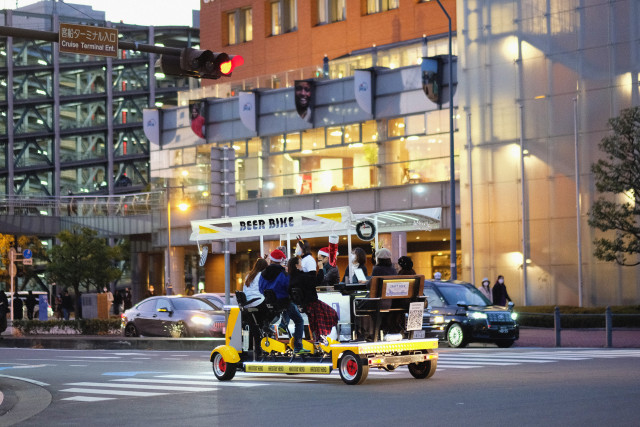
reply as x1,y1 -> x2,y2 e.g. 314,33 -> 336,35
45,227 -> 125,317
588,106 -> 640,266
0,233 -> 46,289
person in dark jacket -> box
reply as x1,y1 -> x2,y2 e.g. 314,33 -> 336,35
397,256 -> 416,275
0,291 -> 9,333
288,257 -> 338,342
123,288 -> 133,310
369,248 -> 397,277
25,291 -> 38,320
61,291 -> 74,320
13,293 -> 24,320
316,246 -> 339,287
259,249 -> 305,353
492,275 -> 512,306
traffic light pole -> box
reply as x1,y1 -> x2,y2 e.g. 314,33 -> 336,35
0,25 -> 183,57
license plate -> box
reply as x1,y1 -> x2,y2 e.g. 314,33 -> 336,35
499,327 -> 509,333
413,330 -> 425,339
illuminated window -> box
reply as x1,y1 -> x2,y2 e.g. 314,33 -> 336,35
271,0 -> 297,36
366,0 -> 399,15
318,0 -> 346,24
228,7 -> 252,45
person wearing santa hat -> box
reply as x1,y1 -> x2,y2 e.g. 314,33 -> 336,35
258,249 -> 305,353
317,241 -> 340,287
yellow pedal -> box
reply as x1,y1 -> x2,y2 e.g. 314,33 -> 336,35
287,338 -> 316,354
261,337 -> 287,354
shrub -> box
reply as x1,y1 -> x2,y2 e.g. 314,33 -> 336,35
516,306 -> 640,328
12,319 -> 121,335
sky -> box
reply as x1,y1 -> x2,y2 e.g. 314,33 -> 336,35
1,0 -> 201,27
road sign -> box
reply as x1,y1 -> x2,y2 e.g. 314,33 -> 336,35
59,23 -> 118,58
23,249 -> 32,259
23,258 -> 33,265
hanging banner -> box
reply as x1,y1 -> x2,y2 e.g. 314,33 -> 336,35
189,99 -> 207,139
354,69 -> 374,115
143,108 -> 160,146
294,79 -> 314,122
239,91 -> 257,132
421,56 -> 442,105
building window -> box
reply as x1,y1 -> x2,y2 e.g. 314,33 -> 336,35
366,0 -> 398,15
228,8 -> 253,45
271,0 -> 297,36
318,0 -> 346,24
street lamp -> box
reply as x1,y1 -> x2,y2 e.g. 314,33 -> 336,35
165,188 -> 190,296
428,0 -> 456,279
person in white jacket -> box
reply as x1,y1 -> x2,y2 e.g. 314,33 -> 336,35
243,258 -> 268,308
478,277 -> 492,303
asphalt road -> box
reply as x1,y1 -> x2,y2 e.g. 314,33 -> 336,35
1,347 -> 639,426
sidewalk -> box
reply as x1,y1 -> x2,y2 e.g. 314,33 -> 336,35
1,328 -> 639,350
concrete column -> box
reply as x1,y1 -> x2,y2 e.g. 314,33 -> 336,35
169,246 -> 185,295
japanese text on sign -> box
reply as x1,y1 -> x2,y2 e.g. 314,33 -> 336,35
59,23 -> 118,58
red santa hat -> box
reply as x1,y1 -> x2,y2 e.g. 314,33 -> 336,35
269,249 -> 286,263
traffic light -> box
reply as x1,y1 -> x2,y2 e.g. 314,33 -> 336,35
159,48 -> 244,80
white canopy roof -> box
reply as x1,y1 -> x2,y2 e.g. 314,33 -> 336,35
189,206 -> 441,243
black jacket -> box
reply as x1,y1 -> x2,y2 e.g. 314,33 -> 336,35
288,270 -> 319,307
317,264 -> 339,287
342,264 -> 368,284
492,282 -> 512,306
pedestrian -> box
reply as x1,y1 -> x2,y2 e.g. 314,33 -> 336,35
61,290 -> 74,320
0,290 -> 9,333
397,256 -> 416,275
104,287 -> 114,315
143,285 -> 155,300
343,247 -> 368,283
13,293 -> 24,320
478,277 -> 492,302
492,275 -> 512,307
123,287 -> 133,310
113,290 -> 122,315
25,290 -> 38,320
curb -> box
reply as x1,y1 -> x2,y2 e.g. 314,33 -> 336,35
0,336 -> 224,351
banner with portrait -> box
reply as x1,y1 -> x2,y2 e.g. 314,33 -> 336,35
189,99 -> 207,139
294,79 -> 314,122
421,57 -> 442,105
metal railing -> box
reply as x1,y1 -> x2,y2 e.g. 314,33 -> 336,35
0,192 -> 166,218
517,306 -> 640,348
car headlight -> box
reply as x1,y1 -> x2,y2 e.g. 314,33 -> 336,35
469,311 -> 487,320
432,316 -> 445,324
191,315 -> 213,326
511,312 -> 518,320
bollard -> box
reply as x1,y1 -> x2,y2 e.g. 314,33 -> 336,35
554,306 -> 561,347
605,306 -> 612,348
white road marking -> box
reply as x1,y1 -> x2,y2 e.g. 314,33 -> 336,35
0,374 -> 49,386
65,382 -> 217,392
59,388 -> 166,397
61,396 -> 117,402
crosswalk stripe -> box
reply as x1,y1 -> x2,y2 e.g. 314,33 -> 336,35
65,382 -> 217,392
440,356 -> 552,363
59,388 -> 167,397
112,378 -> 270,387
61,396 -> 117,402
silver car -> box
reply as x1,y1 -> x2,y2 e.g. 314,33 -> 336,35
121,296 -> 222,337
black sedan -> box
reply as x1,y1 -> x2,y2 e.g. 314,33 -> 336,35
121,296 -> 223,337
420,280 -> 519,348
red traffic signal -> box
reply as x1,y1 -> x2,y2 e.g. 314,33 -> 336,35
159,48 -> 244,80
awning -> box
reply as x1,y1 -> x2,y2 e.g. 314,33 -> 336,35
189,206 -> 441,243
